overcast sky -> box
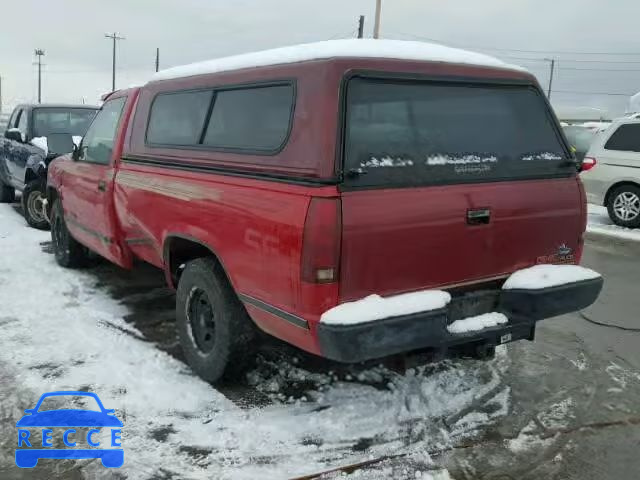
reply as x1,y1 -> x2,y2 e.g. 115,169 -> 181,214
1,0 -> 639,118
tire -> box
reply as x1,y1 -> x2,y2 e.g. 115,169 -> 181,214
176,258 -> 256,384
21,179 -> 49,230
0,181 -> 15,203
607,184 -> 640,228
50,199 -> 89,268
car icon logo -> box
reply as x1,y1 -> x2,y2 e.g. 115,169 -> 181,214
15,391 -> 123,468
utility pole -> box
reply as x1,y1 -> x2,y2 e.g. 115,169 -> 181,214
155,48 -> 160,72
34,49 -> 45,103
545,57 -> 556,99
0,76 -> 2,114
357,15 -> 365,39
373,0 -> 382,39
105,32 -> 125,92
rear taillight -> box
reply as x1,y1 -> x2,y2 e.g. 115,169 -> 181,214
301,198 -> 341,284
582,157 -> 597,172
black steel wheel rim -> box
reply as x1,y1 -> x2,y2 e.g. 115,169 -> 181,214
187,288 -> 216,354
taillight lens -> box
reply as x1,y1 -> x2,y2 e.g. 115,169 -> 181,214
582,157 -> 597,172
301,198 -> 341,284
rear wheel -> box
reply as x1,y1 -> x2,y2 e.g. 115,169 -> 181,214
176,257 -> 256,384
0,181 -> 15,203
50,199 -> 89,268
607,184 -> 640,228
21,180 -> 49,230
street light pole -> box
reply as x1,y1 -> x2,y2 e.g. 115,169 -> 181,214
105,33 -> 125,92
373,0 -> 382,39
34,49 -> 45,103
545,57 -> 556,100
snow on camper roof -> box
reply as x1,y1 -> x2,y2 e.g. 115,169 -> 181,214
151,39 -> 525,82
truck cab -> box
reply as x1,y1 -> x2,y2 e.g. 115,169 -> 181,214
0,103 -> 98,229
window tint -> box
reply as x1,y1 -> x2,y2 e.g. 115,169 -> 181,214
80,97 -> 126,165
10,109 -> 22,128
344,78 -> 570,188
17,109 -> 28,134
604,124 -> 640,152
147,90 -> 213,145
203,85 -> 293,151
32,108 -> 96,137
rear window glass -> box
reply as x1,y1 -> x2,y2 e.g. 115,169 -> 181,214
33,108 -> 97,137
147,90 -> 213,145
604,124 -> 640,152
203,85 -> 293,151
343,78 -> 572,188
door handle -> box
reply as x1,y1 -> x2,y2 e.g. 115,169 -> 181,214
467,208 -> 491,225
97,180 -> 106,192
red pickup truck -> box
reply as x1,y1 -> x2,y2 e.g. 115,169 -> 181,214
47,40 -> 602,383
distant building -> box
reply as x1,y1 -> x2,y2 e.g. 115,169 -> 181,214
553,105 -> 610,123
627,92 -> 640,114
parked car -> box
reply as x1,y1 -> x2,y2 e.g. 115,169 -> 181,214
581,116 -> 640,228
46,40 -> 602,383
562,125 -> 599,162
0,104 -> 98,229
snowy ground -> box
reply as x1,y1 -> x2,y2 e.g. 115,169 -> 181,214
587,204 -> 640,242
0,204 -> 506,479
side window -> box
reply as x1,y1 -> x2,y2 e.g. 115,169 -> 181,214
9,109 -> 22,128
80,97 -> 126,165
604,124 -> 640,153
17,109 -> 28,134
146,90 -> 212,145
203,85 -> 293,151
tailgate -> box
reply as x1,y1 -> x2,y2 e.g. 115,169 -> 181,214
339,76 -> 580,302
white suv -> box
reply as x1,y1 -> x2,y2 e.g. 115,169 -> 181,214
581,117 -> 640,228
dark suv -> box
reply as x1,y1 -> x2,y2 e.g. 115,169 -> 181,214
0,104 -> 98,228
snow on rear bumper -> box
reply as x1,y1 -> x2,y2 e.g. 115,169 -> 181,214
317,276 -> 603,363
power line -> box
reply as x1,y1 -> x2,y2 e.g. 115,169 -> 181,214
391,32 -> 640,56
552,90 -> 633,96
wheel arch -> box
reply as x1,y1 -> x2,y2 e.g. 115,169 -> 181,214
604,180 -> 640,207
162,234 -> 235,291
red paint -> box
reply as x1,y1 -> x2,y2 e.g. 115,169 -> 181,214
48,57 -> 585,359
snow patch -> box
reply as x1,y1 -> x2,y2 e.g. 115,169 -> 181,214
503,264 -> 601,290
320,290 -> 451,325
362,155 -> 414,168
447,312 -> 508,334
152,39 -> 524,82
521,152 -> 563,161
587,203 -> 640,242
426,154 -> 498,166
30,136 -> 48,155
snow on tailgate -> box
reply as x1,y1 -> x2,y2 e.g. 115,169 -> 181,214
152,39 -> 524,82
503,264 -> 601,290
321,290 -> 452,325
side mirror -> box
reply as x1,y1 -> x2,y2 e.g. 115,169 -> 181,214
5,128 -> 23,143
23,408 -> 35,415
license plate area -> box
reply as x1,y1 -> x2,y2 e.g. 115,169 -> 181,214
447,290 -> 501,323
